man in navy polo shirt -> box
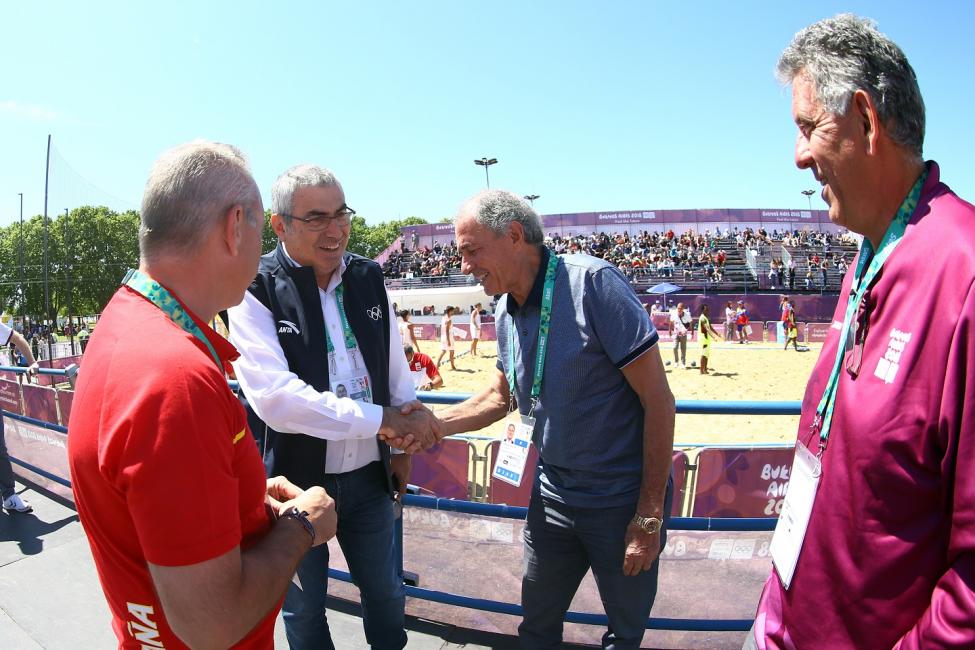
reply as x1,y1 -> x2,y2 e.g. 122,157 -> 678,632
437,190 -> 675,649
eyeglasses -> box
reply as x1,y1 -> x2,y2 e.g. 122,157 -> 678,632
281,207 -> 356,231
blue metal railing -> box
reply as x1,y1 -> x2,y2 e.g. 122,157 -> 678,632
1,363 -> 791,634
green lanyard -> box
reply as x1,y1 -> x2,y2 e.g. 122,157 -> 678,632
813,171 -> 927,450
123,269 -> 222,368
507,253 -> 559,414
325,284 -> 358,354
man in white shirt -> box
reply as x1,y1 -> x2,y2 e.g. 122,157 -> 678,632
669,303 -> 692,368
228,164 -> 440,650
0,320 -> 39,513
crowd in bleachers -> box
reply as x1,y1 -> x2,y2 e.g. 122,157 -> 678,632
549,230 -> 730,283
382,242 -> 461,280
382,226 -> 859,291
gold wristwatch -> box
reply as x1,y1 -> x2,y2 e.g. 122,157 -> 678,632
630,514 -> 663,534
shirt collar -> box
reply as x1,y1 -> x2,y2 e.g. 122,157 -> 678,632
126,281 -> 240,368
506,246 -> 551,314
281,242 -> 348,293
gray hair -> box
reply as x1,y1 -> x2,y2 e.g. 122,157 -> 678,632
271,164 -> 342,216
776,13 -> 925,158
140,140 -> 260,261
456,189 -> 544,245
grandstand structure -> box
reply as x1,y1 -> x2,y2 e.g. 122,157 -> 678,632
378,207 -> 849,322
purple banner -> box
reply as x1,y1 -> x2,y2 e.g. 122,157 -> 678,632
48,355 -> 82,370
488,440 -> 538,507
672,451 -> 688,517
57,390 -> 74,426
409,438 -> 471,500
641,293 -> 841,324
2,415 -> 72,502
692,447 -> 795,518
806,322 -> 833,343
400,208 -> 837,250
0,380 -> 23,415
21,385 -> 59,424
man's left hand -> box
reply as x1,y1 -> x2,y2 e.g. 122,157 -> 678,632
390,454 -> 412,502
265,475 -> 305,517
622,525 -> 661,576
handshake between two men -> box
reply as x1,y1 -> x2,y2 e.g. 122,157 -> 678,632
378,401 -> 445,454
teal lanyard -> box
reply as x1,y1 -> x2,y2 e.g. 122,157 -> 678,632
325,284 -> 358,354
507,253 -> 559,414
123,269 -> 222,368
813,171 -> 927,450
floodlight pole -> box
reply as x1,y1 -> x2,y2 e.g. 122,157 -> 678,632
18,193 -> 24,322
801,189 -> 815,211
65,208 -> 75,354
42,134 -> 52,361
474,157 -> 498,188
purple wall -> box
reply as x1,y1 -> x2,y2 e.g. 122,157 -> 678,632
641,293 -> 840,323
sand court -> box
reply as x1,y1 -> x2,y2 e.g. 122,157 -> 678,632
422,340 -> 820,446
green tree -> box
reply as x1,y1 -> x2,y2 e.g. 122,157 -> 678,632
347,216 -> 427,259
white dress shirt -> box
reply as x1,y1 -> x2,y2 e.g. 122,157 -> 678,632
228,245 -> 415,474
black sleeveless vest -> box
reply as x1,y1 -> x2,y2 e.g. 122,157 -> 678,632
244,244 -> 393,495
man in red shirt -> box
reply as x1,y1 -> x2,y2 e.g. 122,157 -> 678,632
405,344 -> 443,391
68,141 -> 338,649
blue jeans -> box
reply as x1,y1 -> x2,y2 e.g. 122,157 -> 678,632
519,476 -> 674,650
283,461 -> 406,650
0,416 -> 16,499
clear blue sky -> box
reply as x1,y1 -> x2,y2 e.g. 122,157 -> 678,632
2,1 -> 972,227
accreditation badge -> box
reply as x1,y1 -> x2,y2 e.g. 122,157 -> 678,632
492,413 -> 535,487
769,440 -> 822,590
332,374 -> 373,404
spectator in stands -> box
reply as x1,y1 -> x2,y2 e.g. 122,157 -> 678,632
68,141 -> 338,648
697,304 -> 719,375
398,309 -> 420,353
438,306 -> 457,371
228,163 -> 440,649
470,303 -> 482,357
669,302 -> 692,367
0,322 -> 39,513
439,189 -> 674,649
404,344 -> 442,391
749,15 -> 975,649
787,257 -> 797,289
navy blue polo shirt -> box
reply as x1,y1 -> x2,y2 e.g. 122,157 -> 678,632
496,247 -> 660,507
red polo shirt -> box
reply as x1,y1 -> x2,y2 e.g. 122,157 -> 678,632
68,286 -> 275,649
408,351 -> 439,380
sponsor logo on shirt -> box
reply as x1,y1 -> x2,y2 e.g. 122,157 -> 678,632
277,319 -> 301,335
366,305 -> 383,321
874,328 -> 912,384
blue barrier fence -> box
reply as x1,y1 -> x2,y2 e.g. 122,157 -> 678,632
2,363 -> 793,635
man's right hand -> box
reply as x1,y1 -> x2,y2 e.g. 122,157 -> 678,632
283,486 -> 337,547
379,402 -> 442,453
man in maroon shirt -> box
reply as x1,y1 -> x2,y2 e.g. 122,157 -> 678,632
750,15 -> 975,649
